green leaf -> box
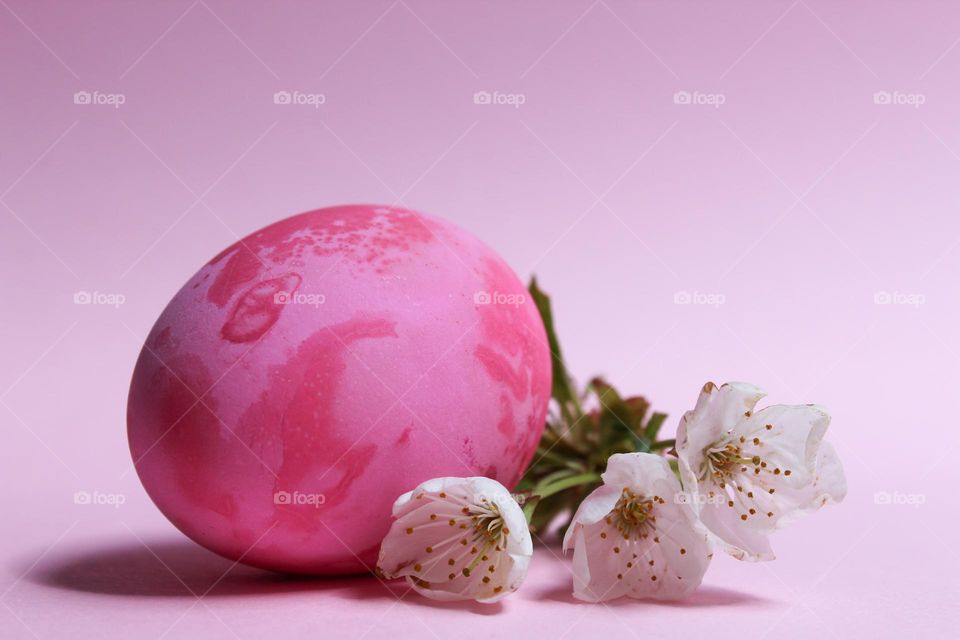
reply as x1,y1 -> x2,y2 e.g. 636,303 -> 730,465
589,377 -> 638,448
532,472 -> 602,500
528,277 -> 577,409
623,396 -> 650,425
643,411 -> 668,445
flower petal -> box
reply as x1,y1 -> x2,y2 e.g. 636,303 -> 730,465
812,441 -> 847,505
562,484 -> 621,552
778,440 -> 847,527
390,476 -> 469,518
602,451 -> 675,488
698,496 -> 775,561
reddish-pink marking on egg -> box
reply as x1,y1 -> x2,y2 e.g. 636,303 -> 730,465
148,353 -> 237,519
237,317 -> 396,515
207,245 -> 263,308
220,272 -> 301,343
394,424 -> 414,446
474,345 -> 529,401
496,394 -> 516,437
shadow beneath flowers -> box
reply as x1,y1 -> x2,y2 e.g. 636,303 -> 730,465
537,583 -> 775,608
25,537 -> 504,614
26,538 -> 381,599
661,585 -> 776,607
346,580 -> 504,615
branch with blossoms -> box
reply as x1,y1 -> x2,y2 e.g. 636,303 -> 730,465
377,280 -> 847,604
514,277 -> 679,539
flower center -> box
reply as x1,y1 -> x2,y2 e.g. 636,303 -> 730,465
472,503 -> 509,546
702,442 -> 752,482
612,488 -> 656,538
460,498 -> 512,577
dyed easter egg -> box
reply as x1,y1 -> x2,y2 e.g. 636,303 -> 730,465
127,205 -> 551,575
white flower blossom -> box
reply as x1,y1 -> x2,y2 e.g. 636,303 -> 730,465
675,382 -> 847,561
563,453 -> 712,601
377,477 -> 532,603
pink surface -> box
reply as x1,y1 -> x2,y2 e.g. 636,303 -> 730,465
1,0 -> 958,638
127,204 -> 549,574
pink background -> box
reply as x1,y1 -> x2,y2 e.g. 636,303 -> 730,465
2,1 -> 957,638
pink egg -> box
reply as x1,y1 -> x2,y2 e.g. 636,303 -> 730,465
127,205 -> 551,575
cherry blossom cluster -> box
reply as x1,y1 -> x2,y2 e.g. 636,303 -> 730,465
377,381 -> 845,603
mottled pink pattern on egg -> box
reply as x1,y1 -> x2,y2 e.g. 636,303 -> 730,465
126,205 -> 551,575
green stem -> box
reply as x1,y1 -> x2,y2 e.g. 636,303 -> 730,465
536,468 -> 578,487
533,446 -> 585,471
522,496 -> 540,523
649,438 -> 675,451
533,472 -> 602,501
